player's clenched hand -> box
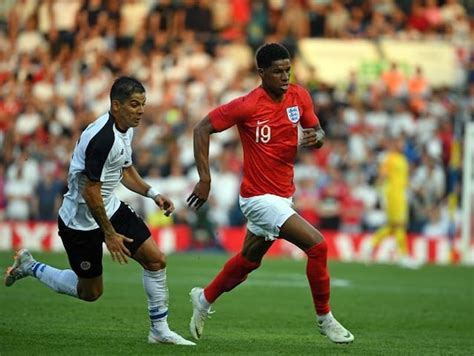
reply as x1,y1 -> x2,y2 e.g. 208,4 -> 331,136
104,232 -> 133,264
301,128 -> 325,148
154,194 -> 175,216
187,180 -> 210,210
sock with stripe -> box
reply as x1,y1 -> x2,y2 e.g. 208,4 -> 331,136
203,253 -> 260,303
143,268 -> 170,333
305,240 -> 331,316
31,262 -> 79,297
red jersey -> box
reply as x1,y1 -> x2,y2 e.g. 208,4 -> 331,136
209,84 -> 319,198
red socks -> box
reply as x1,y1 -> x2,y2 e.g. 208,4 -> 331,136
305,240 -> 331,315
203,242 -> 330,316
203,253 -> 260,303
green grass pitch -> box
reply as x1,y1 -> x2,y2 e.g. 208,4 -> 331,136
1,251 -> 473,355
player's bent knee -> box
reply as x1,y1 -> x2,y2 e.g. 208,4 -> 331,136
134,238 -> 167,270
143,260 -> 166,271
306,239 -> 328,258
79,289 -> 103,302
77,278 -> 103,302
300,230 -> 325,250
312,229 -> 324,243
141,252 -> 166,271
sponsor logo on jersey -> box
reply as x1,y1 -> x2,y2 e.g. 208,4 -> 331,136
286,106 -> 300,123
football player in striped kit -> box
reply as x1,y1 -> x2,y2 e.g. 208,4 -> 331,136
4,76 -> 194,346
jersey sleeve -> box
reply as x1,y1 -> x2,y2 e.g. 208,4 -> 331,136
208,95 -> 252,132
124,130 -> 133,168
83,131 -> 114,182
123,157 -> 132,168
298,86 -> 320,129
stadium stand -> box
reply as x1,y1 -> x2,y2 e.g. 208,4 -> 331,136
0,1 -> 472,259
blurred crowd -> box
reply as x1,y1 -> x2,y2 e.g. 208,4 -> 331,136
0,0 -> 472,244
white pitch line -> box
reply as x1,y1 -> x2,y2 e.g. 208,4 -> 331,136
246,278 -> 351,288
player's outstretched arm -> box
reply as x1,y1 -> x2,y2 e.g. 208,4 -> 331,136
82,177 -> 133,264
121,166 -> 175,216
121,165 -> 151,196
187,116 -> 215,210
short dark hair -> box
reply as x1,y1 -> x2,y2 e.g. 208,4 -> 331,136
255,43 -> 290,69
110,76 -> 145,103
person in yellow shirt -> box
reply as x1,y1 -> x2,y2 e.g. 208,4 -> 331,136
364,136 -> 419,268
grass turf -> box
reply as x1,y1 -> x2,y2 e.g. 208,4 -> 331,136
1,251 -> 473,355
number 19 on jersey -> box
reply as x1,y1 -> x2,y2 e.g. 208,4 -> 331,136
256,125 -> 271,143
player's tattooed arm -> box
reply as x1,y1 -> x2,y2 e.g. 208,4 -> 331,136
82,177 -> 132,263
82,180 -> 115,234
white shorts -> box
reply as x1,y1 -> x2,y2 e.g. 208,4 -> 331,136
239,194 -> 296,241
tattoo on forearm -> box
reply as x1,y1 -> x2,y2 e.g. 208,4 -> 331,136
88,204 -> 114,235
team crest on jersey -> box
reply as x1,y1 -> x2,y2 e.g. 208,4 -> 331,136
286,106 -> 300,123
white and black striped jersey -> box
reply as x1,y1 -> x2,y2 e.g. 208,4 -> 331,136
58,112 -> 133,230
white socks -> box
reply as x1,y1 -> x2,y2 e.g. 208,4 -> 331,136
31,262 -> 79,297
29,262 -> 171,331
143,268 -> 170,333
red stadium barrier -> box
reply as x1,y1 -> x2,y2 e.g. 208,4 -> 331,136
217,227 -> 466,265
0,222 -> 193,254
0,222 -> 470,265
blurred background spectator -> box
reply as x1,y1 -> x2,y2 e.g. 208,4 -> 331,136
0,0 -> 471,246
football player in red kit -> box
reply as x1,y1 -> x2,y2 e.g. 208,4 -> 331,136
187,43 -> 354,344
